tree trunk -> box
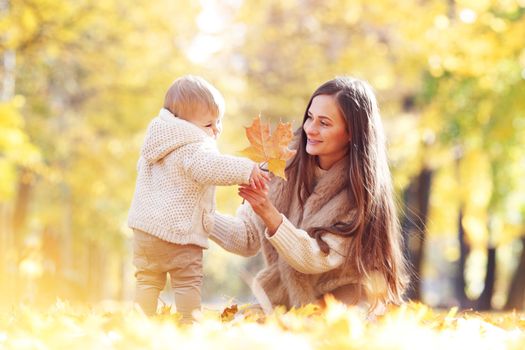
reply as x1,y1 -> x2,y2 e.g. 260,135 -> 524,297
1,0 -> 15,290
0,204 -> 14,301
475,246 -> 496,310
87,241 -> 97,302
60,182 -> 73,280
12,169 -> 33,250
402,167 -> 433,301
0,0 -> 16,101
120,238 -> 134,301
454,207 -> 474,308
504,236 -> 525,310
87,242 -> 110,302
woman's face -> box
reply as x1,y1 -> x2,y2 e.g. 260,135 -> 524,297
303,94 -> 350,170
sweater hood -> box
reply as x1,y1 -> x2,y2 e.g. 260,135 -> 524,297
141,108 -> 209,163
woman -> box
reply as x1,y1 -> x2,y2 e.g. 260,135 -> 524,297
210,76 -> 408,311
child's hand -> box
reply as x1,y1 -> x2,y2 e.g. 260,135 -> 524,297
249,164 -> 270,190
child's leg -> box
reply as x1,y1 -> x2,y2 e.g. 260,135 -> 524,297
134,270 -> 166,316
132,229 -> 167,316
169,244 -> 203,324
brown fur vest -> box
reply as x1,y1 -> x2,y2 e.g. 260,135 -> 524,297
254,159 -> 361,307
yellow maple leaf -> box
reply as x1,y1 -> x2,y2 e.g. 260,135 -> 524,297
240,116 -> 296,180
220,304 -> 238,322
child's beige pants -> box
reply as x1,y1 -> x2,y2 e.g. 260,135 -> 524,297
132,229 -> 203,323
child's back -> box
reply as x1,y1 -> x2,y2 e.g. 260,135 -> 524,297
128,107 -> 254,247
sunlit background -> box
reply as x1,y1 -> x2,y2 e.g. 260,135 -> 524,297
1,0 -> 524,312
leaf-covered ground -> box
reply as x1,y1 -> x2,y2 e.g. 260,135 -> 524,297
1,299 -> 524,350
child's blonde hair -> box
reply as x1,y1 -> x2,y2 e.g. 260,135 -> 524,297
164,75 -> 225,121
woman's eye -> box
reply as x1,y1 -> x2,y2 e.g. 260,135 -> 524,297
205,124 -> 212,128
320,121 -> 329,126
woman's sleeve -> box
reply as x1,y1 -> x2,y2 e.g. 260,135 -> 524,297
209,203 -> 264,257
265,214 -> 346,274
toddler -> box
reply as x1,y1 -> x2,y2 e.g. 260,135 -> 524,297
128,75 -> 267,322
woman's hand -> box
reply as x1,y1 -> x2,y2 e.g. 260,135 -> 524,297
238,184 -> 283,236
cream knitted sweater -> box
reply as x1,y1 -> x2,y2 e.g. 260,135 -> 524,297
128,108 -> 254,248
210,158 -> 389,309
211,201 -> 346,274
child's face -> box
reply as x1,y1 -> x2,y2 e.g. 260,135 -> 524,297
186,110 -> 222,139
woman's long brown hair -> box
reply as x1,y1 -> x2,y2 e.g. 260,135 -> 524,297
285,77 -> 409,304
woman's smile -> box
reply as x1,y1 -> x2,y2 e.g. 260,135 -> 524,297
307,138 -> 322,144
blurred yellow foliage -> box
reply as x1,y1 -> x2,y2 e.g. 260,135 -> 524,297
1,0 -> 525,308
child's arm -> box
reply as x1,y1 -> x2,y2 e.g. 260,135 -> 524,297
180,142 -> 260,186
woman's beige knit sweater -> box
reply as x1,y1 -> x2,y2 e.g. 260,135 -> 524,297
210,159 -> 388,308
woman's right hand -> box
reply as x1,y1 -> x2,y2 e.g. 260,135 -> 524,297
238,184 -> 283,235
